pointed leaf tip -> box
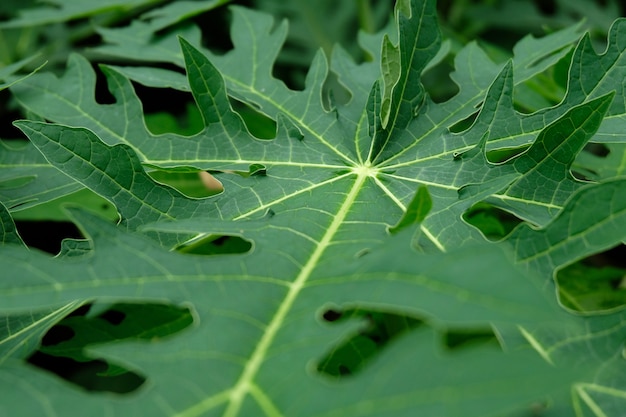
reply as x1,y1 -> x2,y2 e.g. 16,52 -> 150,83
389,186 -> 432,234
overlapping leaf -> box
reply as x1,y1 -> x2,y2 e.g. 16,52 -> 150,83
0,0 -> 222,28
0,203 -> 582,416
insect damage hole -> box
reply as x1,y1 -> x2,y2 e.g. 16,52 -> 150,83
316,307 -> 423,378
27,302 -> 195,394
175,234 -> 253,256
557,244 -> 626,313
463,202 -> 524,241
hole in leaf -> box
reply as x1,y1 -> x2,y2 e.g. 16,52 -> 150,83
557,245 -> 626,313
478,30 -> 522,53
41,325 -> 75,347
14,220 -> 84,255
0,90 -> 28,138
322,309 -> 343,322
135,83 -> 204,136
145,101 -> 204,136
273,60 -> 308,91
513,75 -> 566,114
317,308 -> 423,378
526,46 -> 570,71
94,65 -> 116,105
10,188 -> 118,223
422,60 -> 458,103
463,202 -> 523,241
317,307 -> 501,379
28,352 -> 146,394
486,145 -> 529,163
230,98 -> 276,139
28,302 -> 195,394
584,142 -> 610,158
148,170 -> 223,197
196,7 -> 234,55
99,309 -> 126,326
67,303 -> 92,318
571,143 -> 613,181
324,70 -> 352,108
443,328 -> 497,350
176,234 -> 252,256
448,110 -> 478,133
570,169 -> 596,182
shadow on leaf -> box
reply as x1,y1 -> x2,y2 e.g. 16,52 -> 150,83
557,244 -> 626,313
316,307 -> 497,378
28,302 -> 194,394
463,202 -> 524,241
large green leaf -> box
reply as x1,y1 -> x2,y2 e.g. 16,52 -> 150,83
3,0 -> 626,415
0,205 -> 583,416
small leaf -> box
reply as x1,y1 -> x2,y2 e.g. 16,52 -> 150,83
388,186 -> 432,234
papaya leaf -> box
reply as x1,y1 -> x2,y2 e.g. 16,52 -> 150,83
3,0 -> 626,415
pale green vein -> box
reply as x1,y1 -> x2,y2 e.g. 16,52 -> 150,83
376,0 -> 429,146
267,225 -> 320,246
383,149 -> 466,169
381,172 -> 459,190
420,227 -> 446,252
491,193 -> 563,210
541,318 -> 626,356
222,74 -> 356,166
15,122 -> 180,223
518,326 -> 554,365
148,160 -> 346,169
379,94 -> 485,167
238,9 -> 259,98
249,383 -> 285,417
1,274 -> 291,298
307,272 -> 538,315
183,42 -> 242,160
576,384 -> 609,417
512,110 -> 600,186
372,175 -> 446,252
516,202 -> 626,264
218,171 -> 369,417
210,308 -> 268,332
372,175 -> 406,210
14,83 -> 149,161
580,384 -> 626,399
354,108 -> 368,165
233,172 -> 353,220
173,389 -> 231,417
0,302 -> 79,365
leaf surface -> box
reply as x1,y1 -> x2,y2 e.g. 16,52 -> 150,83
0,206 -> 582,416
3,0 -> 626,415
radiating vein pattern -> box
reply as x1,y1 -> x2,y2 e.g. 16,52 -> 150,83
3,0 -> 626,416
